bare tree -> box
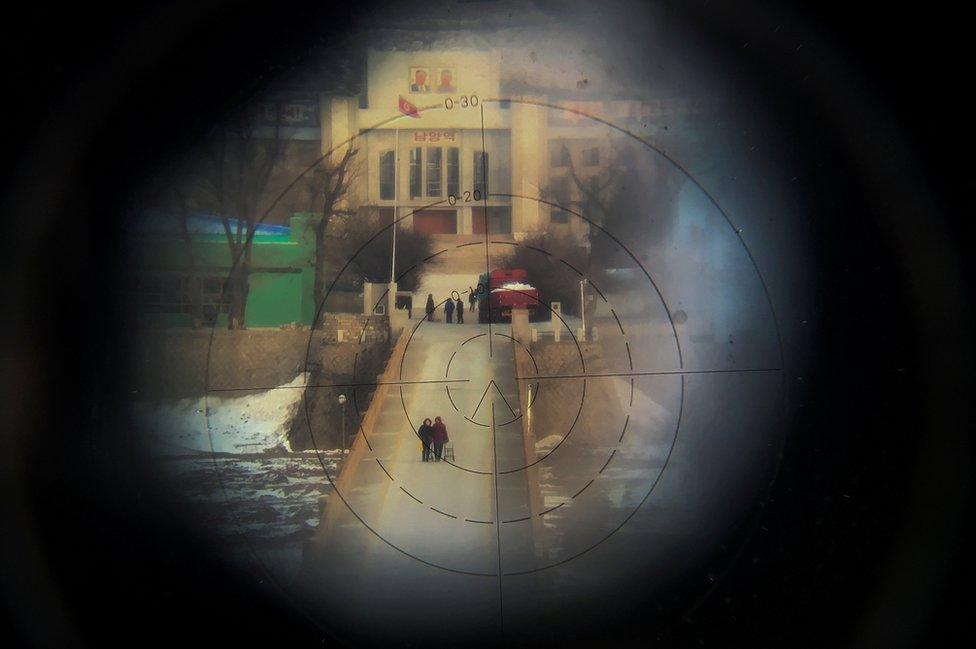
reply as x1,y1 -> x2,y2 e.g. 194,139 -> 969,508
563,147 -> 624,233
562,141 -> 684,266
194,106 -> 284,329
310,146 -> 359,309
540,141 -> 685,330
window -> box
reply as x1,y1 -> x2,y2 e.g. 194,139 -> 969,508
446,147 -> 459,197
132,274 -> 188,314
200,277 -> 232,323
488,206 -> 512,234
473,151 -> 488,196
582,147 -> 600,166
131,273 -> 230,323
550,143 -> 571,167
426,147 -> 442,197
583,197 -> 600,220
549,175 -> 572,224
379,150 -> 395,200
550,175 -> 572,205
409,147 -> 422,198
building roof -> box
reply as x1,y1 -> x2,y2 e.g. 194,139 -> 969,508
125,212 -> 292,240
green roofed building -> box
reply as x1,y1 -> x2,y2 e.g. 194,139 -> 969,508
127,213 -> 340,328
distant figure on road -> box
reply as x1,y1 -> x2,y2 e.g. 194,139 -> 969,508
425,293 -> 435,321
455,297 -> 465,323
468,286 -> 477,312
418,418 -> 434,462
444,296 -> 455,323
431,416 -> 449,461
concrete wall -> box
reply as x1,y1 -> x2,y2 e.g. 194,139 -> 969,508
128,317 -> 390,400
127,326 -> 394,450
128,329 -> 319,399
320,314 -> 390,344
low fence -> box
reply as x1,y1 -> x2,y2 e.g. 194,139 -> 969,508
320,314 -> 390,344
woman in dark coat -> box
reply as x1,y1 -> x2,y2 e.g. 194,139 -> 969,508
425,293 -> 435,321
418,418 -> 433,462
431,416 -> 449,461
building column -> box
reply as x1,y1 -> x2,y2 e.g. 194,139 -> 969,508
395,205 -> 414,231
459,206 -> 473,234
510,96 -> 547,238
320,95 -> 360,210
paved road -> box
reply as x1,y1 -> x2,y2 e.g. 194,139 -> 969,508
298,312 -> 692,646
302,319 -> 536,646
299,278 -> 784,646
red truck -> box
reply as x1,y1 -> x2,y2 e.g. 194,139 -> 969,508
477,269 -> 540,322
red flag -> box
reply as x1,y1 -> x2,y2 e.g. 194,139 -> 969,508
398,95 -> 421,118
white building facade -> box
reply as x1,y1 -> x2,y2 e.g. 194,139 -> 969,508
318,48 -> 675,241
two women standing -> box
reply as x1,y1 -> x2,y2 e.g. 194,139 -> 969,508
418,416 -> 449,462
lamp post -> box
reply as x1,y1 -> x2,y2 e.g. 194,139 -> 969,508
338,394 -> 347,453
579,278 -> 588,342
391,128 -> 399,284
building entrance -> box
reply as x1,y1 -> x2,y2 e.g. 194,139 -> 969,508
413,209 -> 458,234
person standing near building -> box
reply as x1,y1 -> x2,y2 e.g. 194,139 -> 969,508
468,286 -> 477,313
431,416 -> 449,461
426,293 -> 435,321
455,297 -> 464,323
444,295 -> 455,323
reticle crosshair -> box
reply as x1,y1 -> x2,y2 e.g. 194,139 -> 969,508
200,98 -> 785,641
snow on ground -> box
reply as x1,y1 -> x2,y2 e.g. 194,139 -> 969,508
535,434 -> 563,451
622,380 -> 676,462
134,372 -> 341,582
134,373 -> 309,455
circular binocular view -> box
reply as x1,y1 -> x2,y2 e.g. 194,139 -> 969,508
4,1 -> 973,647
126,22 -> 788,643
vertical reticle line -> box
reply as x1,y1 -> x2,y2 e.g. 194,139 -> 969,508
480,102 -> 493,357
491,402 -> 504,635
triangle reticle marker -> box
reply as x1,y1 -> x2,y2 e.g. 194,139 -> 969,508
471,379 -> 517,420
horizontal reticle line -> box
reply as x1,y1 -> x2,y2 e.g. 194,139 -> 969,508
208,378 -> 470,392
210,367 -> 780,393
516,367 -> 782,381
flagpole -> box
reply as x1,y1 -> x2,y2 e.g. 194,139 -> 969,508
391,126 -> 398,284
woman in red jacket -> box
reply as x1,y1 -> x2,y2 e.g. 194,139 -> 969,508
431,416 -> 449,461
